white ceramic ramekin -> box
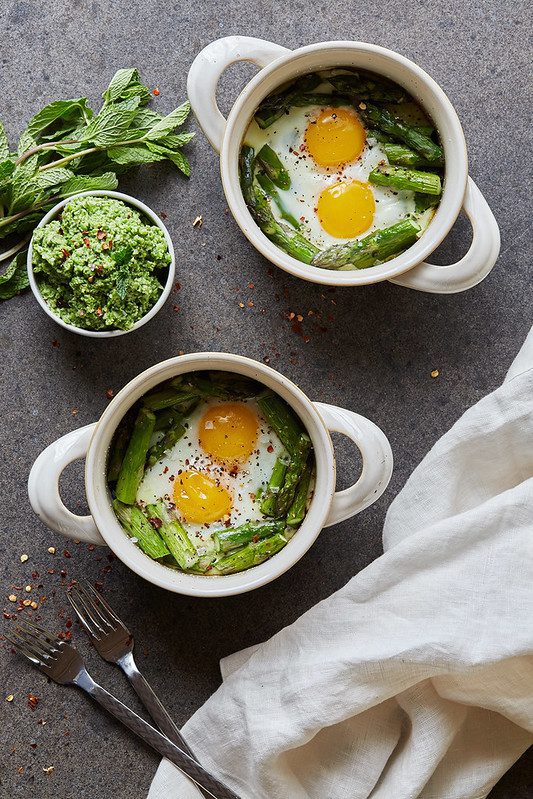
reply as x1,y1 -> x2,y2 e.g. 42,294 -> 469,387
28,353 -> 393,597
188,37 -> 500,293
27,190 -> 175,338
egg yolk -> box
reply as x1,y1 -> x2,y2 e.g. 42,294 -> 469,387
173,470 -> 232,524
317,180 -> 375,238
305,108 -> 366,167
199,402 -> 258,466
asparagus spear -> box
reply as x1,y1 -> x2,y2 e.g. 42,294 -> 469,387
213,533 -> 287,574
383,143 -> 434,168
327,73 -> 406,102
312,219 -> 421,270
153,406 -> 183,432
257,392 -> 305,452
275,433 -> 312,516
239,143 -> 257,208
256,173 -> 300,229
145,501 -> 198,570
255,144 -> 291,190
359,103 -> 444,165
115,406 -> 156,504
369,165 -> 442,195
249,179 -> 319,264
143,386 -> 198,411
146,415 -> 186,468
415,192 -> 440,213
254,73 -> 322,128
107,423 -> 131,483
213,520 -> 286,554
289,92 -> 350,108
260,455 -> 289,517
113,500 -> 169,559
287,459 -> 313,526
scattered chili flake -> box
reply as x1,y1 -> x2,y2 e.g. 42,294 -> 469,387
60,569 -> 67,578
52,340 -> 60,348
20,554 -> 29,563
238,302 -> 245,309
61,248 -> 70,259
160,211 -> 167,220
192,215 -> 203,228
152,87 -> 160,96
87,544 -> 95,552
288,312 -> 295,320
247,300 -> 254,308
27,693 -> 39,711
47,547 -> 56,555
8,595 -> 17,603
149,517 -> 163,529
3,612 -> 11,619
6,694 -> 14,702
95,307 -> 103,318
105,388 -> 114,399
101,241 -> 110,250
83,237 -> 91,248
431,369 -> 440,378
248,282 -> 254,289
65,618 -> 73,629
88,275 -> 95,284
173,305 -> 180,312
63,550 -> 72,559
30,601 -> 38,610
267,444 -> 274,453
43,766 -> 54,775
96,228 -> 106,240
24,585 -> 31,593
263,356 -> 270,364
359,101 -> 367,110
22,599 -> 31,607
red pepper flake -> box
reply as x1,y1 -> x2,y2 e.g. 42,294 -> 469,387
163,466 -> 169,474
149,517 -> 163,529
267,444 -> 274,453
160,211 -> 167,220
83,237 -> 91,248
52,339 -> 60,348
252,535 -> 260,543
96,307 -> 103,318
61,248 -> 70,259
299,215 -> 305,222
87,544 -> 95,552
105,388 -> 114,399
60,569 -> 67,578
173,305 -> 180,312
63,550 -> 72,559
65,630 -> 72,640
263,356 -> 270,364
96,229 -> 106,240
248,282 -> 254,289
173,282 -> 181,292
152,87 -> 160,96
65,618 -> 72,629
27,693 -> 39,711
94,581 -> 103,591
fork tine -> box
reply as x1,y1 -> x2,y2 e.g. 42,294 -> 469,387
78,582 -> 121,630
16,617 -> 59,647
68,586 -> 107,638
6,629 -> 54,666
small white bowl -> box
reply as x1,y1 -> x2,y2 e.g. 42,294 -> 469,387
27,190 -> 176,338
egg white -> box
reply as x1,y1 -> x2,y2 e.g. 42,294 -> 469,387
244,93 -> 416,249
136,398 -> 285,554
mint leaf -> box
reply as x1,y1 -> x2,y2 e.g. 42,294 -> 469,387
108,145 -> 165,166
0,122 -> 10,160
58,171 -> 118,197
37,167 -> 74,189
0,250 -> 29,300
158,132 -> 195,148
146,142 -> 190,176
17,129 -> 36,156
0,159 -> 15,191
25,98 -> 92,140
112,245 -> 133,299
103,68 -> 151,107
80,99 -> 140,146
142,102 -> 191,141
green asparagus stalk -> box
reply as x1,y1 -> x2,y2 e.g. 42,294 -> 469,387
359,104 -> 444,165
113,499 -> 169,559
383,143 -> 434,168
146,416 -> 186,468
107,423 -> 130,483
249,180 -> 319,264
256,173 -> 300,229
143,387 -> 198,411
287,459 -> 313,526
289,92 -> 350,108
213,533 -> 287,574
257,392 -> 305,452
254,73 -> 322,128
313,219 -> 421,270
260,455 -> 289,516
327,73 -> 406,102
145,501 -> 198,569
255,144 -> 291,190
415,193 -> 440,213
115,406 -> 156,504
369,165 -> 442,195
213,520 -> 286,554
153,406 -> 183,432
275,433 -> 312,516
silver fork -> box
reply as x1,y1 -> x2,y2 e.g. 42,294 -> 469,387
67,582 -> 214,799
5,619 -> 240,799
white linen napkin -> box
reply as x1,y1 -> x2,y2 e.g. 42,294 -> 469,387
149,328 -> 533,799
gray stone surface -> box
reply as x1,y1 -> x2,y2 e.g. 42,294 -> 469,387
1,0 -> 531,796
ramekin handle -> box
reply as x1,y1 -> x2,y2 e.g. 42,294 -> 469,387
390,177 -> 500,293
313,403 -> 393,528
28,423 -> 106,545
187,36 -> 290,152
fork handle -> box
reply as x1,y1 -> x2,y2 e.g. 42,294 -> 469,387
74,670 -> 241,799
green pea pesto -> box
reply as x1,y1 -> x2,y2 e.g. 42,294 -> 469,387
32,196 -> 171,331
